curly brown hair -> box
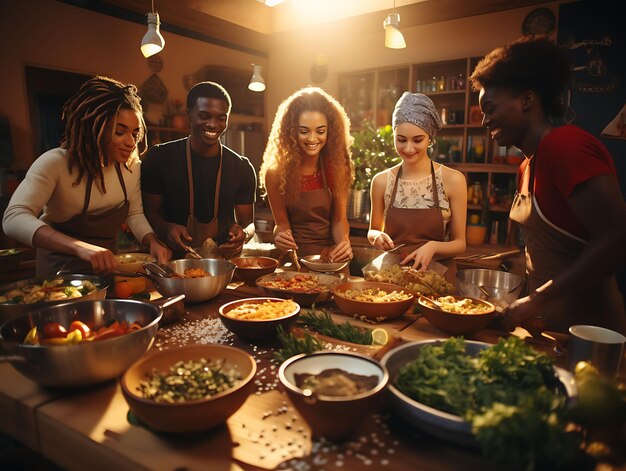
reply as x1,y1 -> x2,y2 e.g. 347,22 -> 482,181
259,87 -> 354,206
60,75 -> 147,192
470,36 -> 572,118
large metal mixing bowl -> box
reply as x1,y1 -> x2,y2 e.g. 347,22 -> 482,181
456,269 -> 524,309
147,258 -> 235,303
0,274 -> 109,326
0,299 -> 161,387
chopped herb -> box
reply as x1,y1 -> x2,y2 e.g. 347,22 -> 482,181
273,325 -> 323,363
299,307 -> 373,345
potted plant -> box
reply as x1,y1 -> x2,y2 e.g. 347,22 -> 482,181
349,121 -> 399,220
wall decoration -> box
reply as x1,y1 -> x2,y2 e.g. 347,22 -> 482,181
147,55 -> 164,74
141,73 -> 168,104
522,8 -> 556,36
601,104 -> 626,140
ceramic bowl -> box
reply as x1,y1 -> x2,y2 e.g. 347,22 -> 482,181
120,344 -> 256,433
332,281 -> 415,321
218,297 -> 300,340
278,351 -> 388,441
417,295 -> 496,335
381,340 -> 576,446
256,272 -> 341,307
299,255 -> 349,273
231,256 -> 278,285
114,252 -> 155,274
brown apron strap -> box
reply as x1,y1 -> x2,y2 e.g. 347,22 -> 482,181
186,139 -> 222,221
81,163 -> 128,216
430,161 -> 440,209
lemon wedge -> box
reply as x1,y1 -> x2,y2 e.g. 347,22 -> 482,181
371,328 -> 388,346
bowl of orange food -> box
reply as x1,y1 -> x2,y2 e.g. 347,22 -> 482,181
256,272 -> 341,307
417,295 -> 496,335
332,281 -> 415,321
231,256 -> 278,285
219,297 -> 300,340
148,259 -> 235,303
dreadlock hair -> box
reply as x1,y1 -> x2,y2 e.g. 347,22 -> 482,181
186,81 -> 232,113
470,35 -> 572,119
259,87 -> 354,206
60,75 -> 147,192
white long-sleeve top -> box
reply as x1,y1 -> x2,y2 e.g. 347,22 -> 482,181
3,147 -> 154,247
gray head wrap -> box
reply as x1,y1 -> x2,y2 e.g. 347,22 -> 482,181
392,92 -> 443,138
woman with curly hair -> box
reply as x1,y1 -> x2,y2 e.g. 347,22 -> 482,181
470,36 -> 625,334
259,87 -> 354,262
367,92 -> 467,279
3,76 -> 171,276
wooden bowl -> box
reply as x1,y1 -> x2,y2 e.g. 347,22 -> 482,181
278,351 -> 388,441
218,297 -> 300,340
120,344 -> 256,433
332,281 -> 415,321
256,272 -> 341,307
114,252 -> 155,274
417,295 -> 496,335
231,256 -> 278,285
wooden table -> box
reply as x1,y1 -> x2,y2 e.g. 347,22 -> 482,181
0,281 -> 617,471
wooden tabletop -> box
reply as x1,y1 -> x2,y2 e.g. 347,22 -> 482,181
0,280 -> 613,471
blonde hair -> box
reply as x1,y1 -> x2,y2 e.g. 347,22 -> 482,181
259,87 -> 354,206
61,75 -> 147,192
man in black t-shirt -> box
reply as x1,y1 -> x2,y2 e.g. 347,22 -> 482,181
141,82 -> 256,257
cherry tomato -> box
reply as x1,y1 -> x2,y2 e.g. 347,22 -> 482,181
69,320 -> 91,338
43,322 -> 67,339
115,281 -> 133,298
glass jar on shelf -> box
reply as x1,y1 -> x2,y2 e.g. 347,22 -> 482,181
437,75 -> 446,92
457,73 -> 466,90
429,76 -> 437,93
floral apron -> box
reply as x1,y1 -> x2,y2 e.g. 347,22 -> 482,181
36,163 -> 129,277
286,158 -> 335,257
384,162 -> 456,283
509,156 -> 625,334
185,138 -> 221,248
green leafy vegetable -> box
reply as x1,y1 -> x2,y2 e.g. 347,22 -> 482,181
273,325 -> 324,363
395,337 -> 582,470
299,307 -> 373,345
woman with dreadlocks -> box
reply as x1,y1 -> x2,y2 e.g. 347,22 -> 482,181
3,75 -> 171,276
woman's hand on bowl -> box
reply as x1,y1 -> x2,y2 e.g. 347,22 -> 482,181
372,232 -> 394,251
329,240 -> 352,262
401,242 -> 436,270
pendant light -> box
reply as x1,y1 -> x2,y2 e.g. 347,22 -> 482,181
384,0 -> 406,49
141,0 -> 165,58
248,64 -> 266,92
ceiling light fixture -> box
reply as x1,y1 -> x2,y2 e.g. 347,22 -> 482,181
256,0 -> 285,6
248,64 -> 266,92
384,0 -> 406,49
141,0 -> 165,58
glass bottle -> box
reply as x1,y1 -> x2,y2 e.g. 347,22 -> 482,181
437,75 -> 446,92
471,181 -> 482,205
430,76 -> 437,93
457,73 -> 466,90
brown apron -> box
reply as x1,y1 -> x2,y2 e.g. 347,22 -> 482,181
509,157 -> 625,334
185,139 -> 221,248
384,162 -> 456,283
36,163 -> 130,277
286,158 -> 335,257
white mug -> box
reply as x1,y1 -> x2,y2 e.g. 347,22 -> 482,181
568,325 -> 626,377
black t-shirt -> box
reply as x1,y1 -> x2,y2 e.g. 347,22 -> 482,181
141,137 -> 256,243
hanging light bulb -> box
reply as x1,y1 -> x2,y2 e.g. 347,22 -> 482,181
384,1 -> 406,49
141,1 -> 165,58
248,64 -> 266,92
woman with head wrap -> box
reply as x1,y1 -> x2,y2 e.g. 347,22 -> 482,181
471,36 -> 625,334
260,87 -> 354,264
3,76 -> 171,276
367,92 -> 467,278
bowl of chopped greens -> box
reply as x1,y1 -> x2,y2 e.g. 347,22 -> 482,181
120,344 -> 256,433
381,337 -> 578,464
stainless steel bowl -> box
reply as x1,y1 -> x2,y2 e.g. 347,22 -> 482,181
148,258 -> 235,303
0,274 -> 109,326
455,269 -> 524,309
0,299 -> 161,387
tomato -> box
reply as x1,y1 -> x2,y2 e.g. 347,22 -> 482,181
43,322 -> 67,339
93,325 -> 124,341
115,281 -> 133,298
69,320 -> 91,338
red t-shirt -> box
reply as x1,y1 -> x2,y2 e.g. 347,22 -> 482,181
300,167 -> 334,192
518,125 -> 618,240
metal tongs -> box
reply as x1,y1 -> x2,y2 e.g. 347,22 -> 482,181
143,262 -> 182,278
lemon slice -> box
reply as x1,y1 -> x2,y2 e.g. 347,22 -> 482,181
371,328 -> 388,346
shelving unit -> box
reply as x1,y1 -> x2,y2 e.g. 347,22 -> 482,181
339,57 -> 522,247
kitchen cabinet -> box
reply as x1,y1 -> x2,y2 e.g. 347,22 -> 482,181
339,57 -> 522,247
